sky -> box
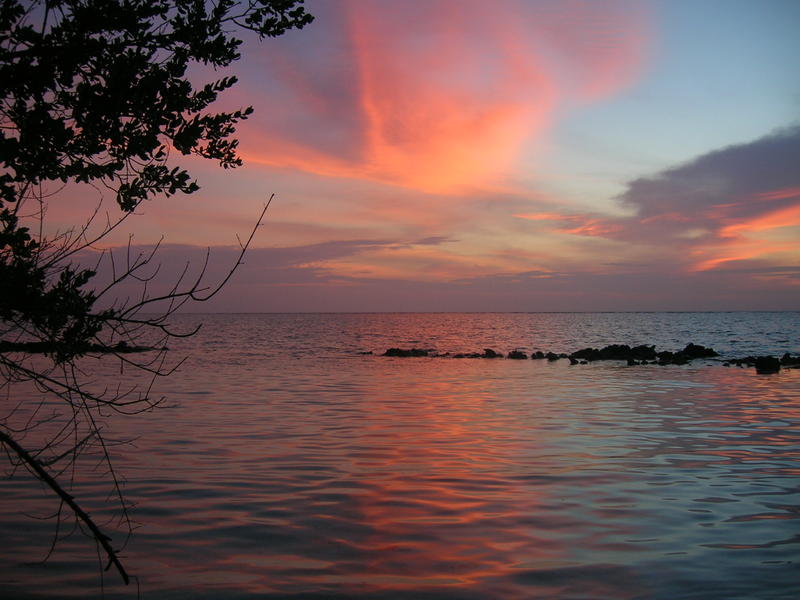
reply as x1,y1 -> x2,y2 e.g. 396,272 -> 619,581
59,0 -> 800,311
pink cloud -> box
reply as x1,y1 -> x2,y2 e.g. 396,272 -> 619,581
238,0 -> 650,193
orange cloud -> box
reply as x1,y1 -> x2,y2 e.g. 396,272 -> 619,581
347,5 -> 552,192
304,242 -> 528,282
690,194 -> 800,271
560,220 -> 624,237
240,0 -> 650,194
514,211 -> 622,237
720,203 -> 800,238
513,212 -> 569,221
691,241 -> 797,272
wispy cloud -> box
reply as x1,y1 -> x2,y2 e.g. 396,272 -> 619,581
237,0 -> 650,193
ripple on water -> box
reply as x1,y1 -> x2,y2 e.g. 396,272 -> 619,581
1,313 -> 799,599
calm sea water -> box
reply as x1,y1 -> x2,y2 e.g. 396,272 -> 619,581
1,312 -> 799,599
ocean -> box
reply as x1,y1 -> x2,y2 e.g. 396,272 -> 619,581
1,312 -> 799,599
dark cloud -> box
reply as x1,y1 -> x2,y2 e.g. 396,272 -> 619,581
615,124 -> 800,241
524,125 -> 800,272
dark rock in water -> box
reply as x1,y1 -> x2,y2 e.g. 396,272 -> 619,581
374,340 -> 741,369
599,344 -> 634,360
569,344 -> 657,362
733,356 -> 760,368
652,348 -> 691,365
358,351 -> 373,355
780,353 -> 800,367
570,347 -> 601,361
755,356 -> 781,374
681,343 -> 719,358
611,344 -> 656,360
629,345 -> 657,360
383,347 -> 429,357
643,343 -> 718,366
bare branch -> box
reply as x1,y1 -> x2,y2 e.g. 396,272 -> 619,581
0,430 -> 130,585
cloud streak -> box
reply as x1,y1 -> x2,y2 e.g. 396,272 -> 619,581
80,240 -> 800,313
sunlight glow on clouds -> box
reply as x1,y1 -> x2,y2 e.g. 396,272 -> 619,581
241,0 -> 650,193
69,1 -> 800,311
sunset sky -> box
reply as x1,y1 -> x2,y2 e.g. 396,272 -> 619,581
65,0 -> 800,311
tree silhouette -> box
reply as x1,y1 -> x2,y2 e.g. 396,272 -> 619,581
0,0 -> 312,584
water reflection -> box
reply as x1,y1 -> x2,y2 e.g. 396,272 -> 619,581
1,315 -> 798,599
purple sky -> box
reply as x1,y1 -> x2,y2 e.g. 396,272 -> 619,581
52,0 -> 800,311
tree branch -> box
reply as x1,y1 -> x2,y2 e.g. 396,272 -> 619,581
0,429 -> 130,585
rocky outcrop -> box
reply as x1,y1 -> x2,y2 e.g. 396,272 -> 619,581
568,343 -> 718,366
383,348 -> 429,357
377,344 -> 798,373
724,353 -> 799,373
754,356 -> 781,374
780,353 -> 800,367
570,344 -> 657,362
681,343 -> 719,358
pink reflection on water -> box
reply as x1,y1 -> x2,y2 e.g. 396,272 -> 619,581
2,316 -> 799,599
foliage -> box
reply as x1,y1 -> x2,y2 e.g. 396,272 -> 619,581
0,0 -> 312,585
